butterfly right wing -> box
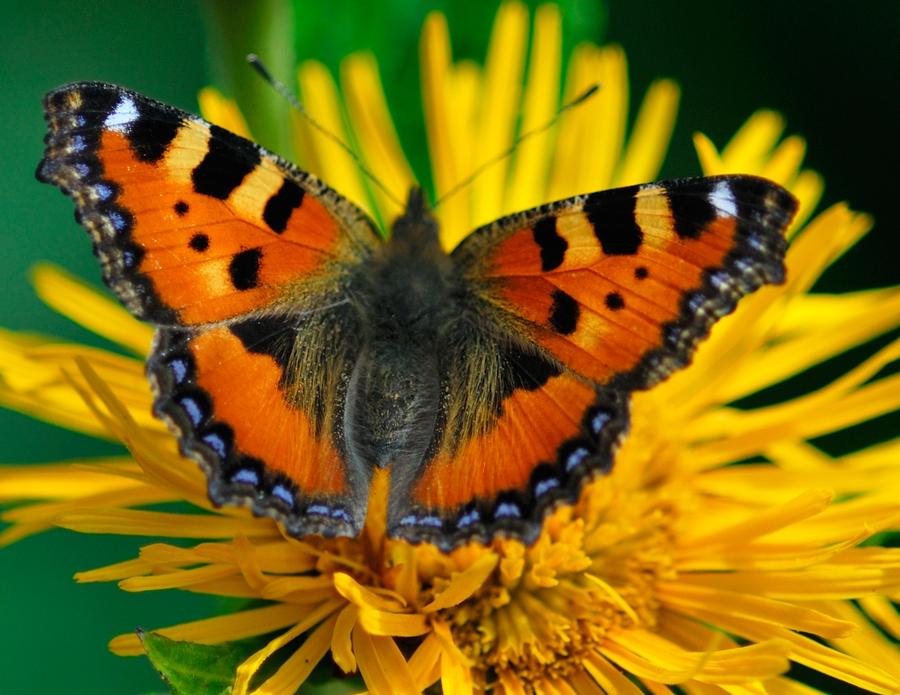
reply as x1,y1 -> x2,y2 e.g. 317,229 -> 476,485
387,176 -> 795,549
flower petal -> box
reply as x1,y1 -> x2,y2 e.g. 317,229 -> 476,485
352,623 -> 420,695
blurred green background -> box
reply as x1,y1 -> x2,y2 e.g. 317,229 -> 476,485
2,1 -> 897,692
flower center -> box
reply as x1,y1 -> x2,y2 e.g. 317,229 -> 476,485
443,487 -> 678,687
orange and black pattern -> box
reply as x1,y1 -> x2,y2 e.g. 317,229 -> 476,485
38,82 -> 798,550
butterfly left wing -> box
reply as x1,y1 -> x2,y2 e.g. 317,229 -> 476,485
37,82 -> 379,326
37,82 -> 382,539
388,176 -> 796,548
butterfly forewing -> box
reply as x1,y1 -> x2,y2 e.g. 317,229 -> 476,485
452,175 -> 796,390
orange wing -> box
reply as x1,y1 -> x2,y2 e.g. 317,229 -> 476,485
388,339 -> 629,548
149,308 -> 369,537
389,176 -> 796,548
37,82 -> 379,326
39,82 -> 377,537
453,176 -> 797,390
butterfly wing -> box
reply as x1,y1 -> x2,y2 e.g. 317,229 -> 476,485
38,82 -> 380,537
390,176 -> 796,548
37,82 -> 379,325
452,176 -> 796,389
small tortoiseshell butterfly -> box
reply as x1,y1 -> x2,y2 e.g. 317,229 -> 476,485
37,83 -> 797,550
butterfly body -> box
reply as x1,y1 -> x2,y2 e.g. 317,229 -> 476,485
38,82 -> 798,550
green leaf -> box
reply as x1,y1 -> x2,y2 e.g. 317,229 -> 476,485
140,630 -> 252,695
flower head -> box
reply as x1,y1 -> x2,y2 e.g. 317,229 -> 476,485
3,3 -> 899,694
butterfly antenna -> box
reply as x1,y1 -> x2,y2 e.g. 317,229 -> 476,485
246,54 -> 404,209
433,84 -> 600,209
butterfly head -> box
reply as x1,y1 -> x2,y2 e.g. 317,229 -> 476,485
388,187 -> 442,258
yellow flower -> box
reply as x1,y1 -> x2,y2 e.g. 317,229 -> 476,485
3,3 -> 899,694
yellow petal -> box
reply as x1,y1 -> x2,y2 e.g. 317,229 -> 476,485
470,0 -> 528,227
249,613 -> 337,695
197,86 -> 251,138
296,60 -> 373,218
657,582 -> 855,638
110,603 -> 316,656
433,620 -> 474,695
331,604 -> 358,673
232,600 -> 343,695
423,550 -> 498,611
505,3 -> 561,213
31,264 -> 152,355
352,623 -> 420,695
340,51 -> 415,225
615,79 -> 679,187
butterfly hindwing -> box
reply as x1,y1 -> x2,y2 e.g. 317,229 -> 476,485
37,82 -> 379,326
149,305 -> 369,537
452,175 -> 796,390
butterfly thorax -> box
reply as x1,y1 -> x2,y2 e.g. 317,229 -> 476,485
343,189 -> 456,471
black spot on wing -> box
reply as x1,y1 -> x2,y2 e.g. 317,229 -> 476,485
583,185 -> 642,255
192,125 -> 261,199
549,289 -> 579,334
666,178 -> 717,239
263,179 -> 305,233
125,100 -> 181,163
229,248 -> 262,290
634,266 -> 649,279
174,200 -> 189,216
189,233 -> 209,252
605,292 -> 624,310
532,216 -> 567,271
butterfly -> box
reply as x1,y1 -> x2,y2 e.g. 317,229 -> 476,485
37,82 -> 797,551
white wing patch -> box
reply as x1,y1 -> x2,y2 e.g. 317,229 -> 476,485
103,95 -> 139,133
710,179 -> 737,217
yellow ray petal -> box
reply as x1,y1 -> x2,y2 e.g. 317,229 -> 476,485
615,79 -> 680,187
601,630 -> 790,684
57,508 -> 276,538
340,51 -> 415,225
423,550 -> 498,611
433,620 -> 475,695
31,264 -> 152,355
719,110 -> 785,172
232,600 -> 343,695
408,633 -> 443,691
197,86 -> 251,139
471,0 -> 528,227
657,582 -> 854,638
119,564 -> 238,592
505,3 -> 561,213
331,604 -> 358,673
296,60 -> 373,217
421,11 -> 467,244
581,653 -> 646,694
249,613 -> 337,695
110,602 -> 316,656
690,611 -> 900,694
352,623 -> 420,695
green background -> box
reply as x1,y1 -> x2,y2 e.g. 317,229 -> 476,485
2,1 -> 897,693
